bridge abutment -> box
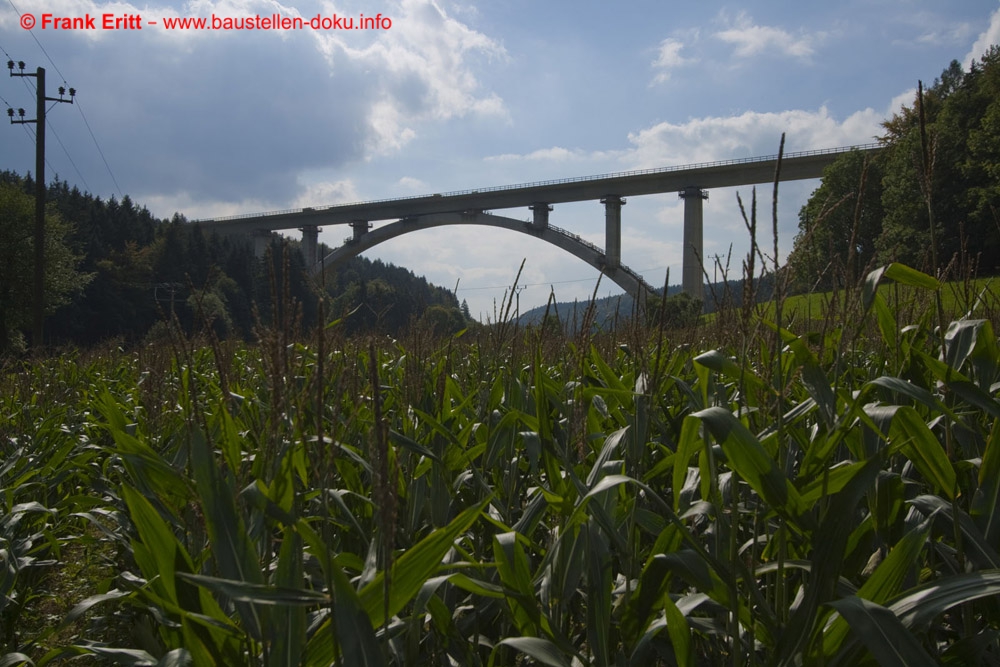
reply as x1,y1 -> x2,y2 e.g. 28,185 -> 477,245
601,195 -> 625,270
679,186 -> 708,301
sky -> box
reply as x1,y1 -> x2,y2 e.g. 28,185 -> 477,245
2,0 -> 999,320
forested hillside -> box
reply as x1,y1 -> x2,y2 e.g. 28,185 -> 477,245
0,172 -> 467,352
790,46 -> 1000,290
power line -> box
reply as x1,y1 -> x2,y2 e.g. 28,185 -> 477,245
75,99 -> 122,198
6,72 -> 85,188
46,116 -> 91,192
0,39 -> 14,62
458,277 -> 593,292
5,0 -> 69,85
17,71 -> 35,98
4,11 -> 119,198
0,44 -> 10,107
457,265 -> 670,292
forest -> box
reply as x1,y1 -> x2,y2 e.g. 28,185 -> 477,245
789,47 -> 1000,292
0,172 -> 468,354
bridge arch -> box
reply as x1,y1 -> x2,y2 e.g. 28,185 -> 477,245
315,211 -> 656,304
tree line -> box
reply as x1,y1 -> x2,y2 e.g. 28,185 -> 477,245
789,47 -> 1000,290
0,172 -> 469,353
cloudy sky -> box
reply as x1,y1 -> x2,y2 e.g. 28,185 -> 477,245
2,0 -> 999,319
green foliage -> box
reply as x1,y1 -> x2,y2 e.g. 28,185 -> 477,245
5,257 -> 1000,665
789,148 -> 883,290
791,46 -> 1000,285
0,180 -> 92,351
648,292 -> 703,330
324,257 -> 462,336
0,171 -> 464,350
418,304 -> 467,337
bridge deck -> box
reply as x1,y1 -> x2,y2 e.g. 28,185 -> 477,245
195,144 -> 879,234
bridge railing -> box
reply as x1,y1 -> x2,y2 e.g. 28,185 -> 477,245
546,222 -> 605,256
195,143 -> 881,224
544,223 -> 657,296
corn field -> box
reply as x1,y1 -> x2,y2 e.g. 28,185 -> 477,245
3,261 -> 1000,666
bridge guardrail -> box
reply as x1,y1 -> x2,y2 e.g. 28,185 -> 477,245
544,223 -> 657,296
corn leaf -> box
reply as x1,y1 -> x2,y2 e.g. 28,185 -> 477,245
827,596 -> 937,667
493,637 -> 571,667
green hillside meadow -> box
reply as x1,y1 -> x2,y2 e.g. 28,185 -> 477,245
767,276 -> 1000,326
3,261 -> 1000,665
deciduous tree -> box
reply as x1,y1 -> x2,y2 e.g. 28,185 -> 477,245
0,180 -> 92,351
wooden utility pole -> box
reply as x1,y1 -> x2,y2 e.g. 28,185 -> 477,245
6,61 -> 75,348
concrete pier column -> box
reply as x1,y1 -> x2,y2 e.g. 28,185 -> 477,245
300,225 -> 320,267
679,186 -> 708,301
350,220 -> 371,242
529,203 -> 551,231
601,195 -> 625,270
252,228 -> 272,258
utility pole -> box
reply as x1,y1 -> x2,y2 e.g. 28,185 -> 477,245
6,61 -> 75,348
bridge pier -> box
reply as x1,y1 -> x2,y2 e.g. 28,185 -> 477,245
530,203 -> 551,231
351,220 -> 371,242
252,228 -> 272,258
301,225 -> 320,266
601,195 -> 625,270
679,186 -> 708,301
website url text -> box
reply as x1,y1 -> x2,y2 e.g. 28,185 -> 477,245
20,12 -> 392,31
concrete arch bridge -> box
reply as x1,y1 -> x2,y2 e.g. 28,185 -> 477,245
195,144 -> 878,304
324,210 -> 657,303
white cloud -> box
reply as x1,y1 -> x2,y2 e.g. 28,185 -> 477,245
623,107 -> 883,170
486,147 -> 592,162
486,104 -> 882,174
292,179 -> 360,208
367,99 -> 419,154
142,191 -> 274,221
886,88 -> 917,118
714,11 -> 818,60
914,24 -> 977,48
321,0 -> 508,154
889,9 -> 984,52
651,37 -> 695,84
965,6 -> 1000,67
2,0 -> 507,213
397,176 -> 427,191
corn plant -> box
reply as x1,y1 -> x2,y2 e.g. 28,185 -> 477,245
2,259 -> 1000,665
